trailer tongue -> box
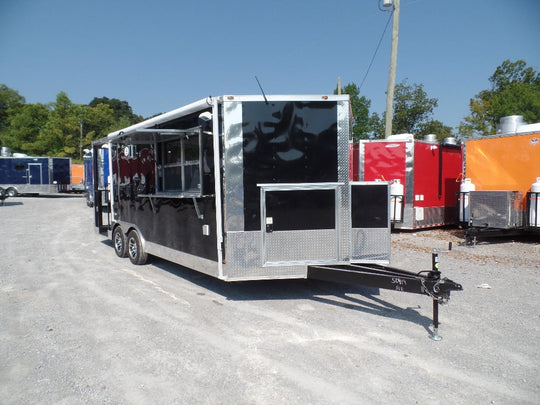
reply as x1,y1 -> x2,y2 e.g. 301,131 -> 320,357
308,248 -> 463,340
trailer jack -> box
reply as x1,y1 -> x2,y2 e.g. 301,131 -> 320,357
307,247 -> 463,340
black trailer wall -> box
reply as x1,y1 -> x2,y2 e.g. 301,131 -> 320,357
241,101 -> 338,231
112,139 -> 218,262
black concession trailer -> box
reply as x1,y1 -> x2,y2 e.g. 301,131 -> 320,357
93,95 -> 461,338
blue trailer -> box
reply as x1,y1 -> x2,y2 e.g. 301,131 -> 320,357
83,147 -> 109,207
0,155 -> 71,196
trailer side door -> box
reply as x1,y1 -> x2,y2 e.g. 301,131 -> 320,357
260,183 -> 341,265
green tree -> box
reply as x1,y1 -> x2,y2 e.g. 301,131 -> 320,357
0,84 -> 26,144
371,80 -> 440,139
89,96 -> 142,124
334,83 -> 373,141
417,120 -> 454,142
1,103 -> 49,154
368,113 -> 385,139
107,115 -> 134,133
81,103 -> 115,144
392,80 -> 438,136
36,92 -> 80,157
0,89 -> 145,158
461,59 -> 540,136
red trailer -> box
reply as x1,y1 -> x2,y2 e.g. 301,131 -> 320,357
348,141 -> 359,181
358,134 -> 463,229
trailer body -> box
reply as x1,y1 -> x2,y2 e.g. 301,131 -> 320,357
85,147 -> 109,207
93,95 -> 392,281
358,135 -> 462,229
83,153 -> 93,205
92,95 -> 463,338
0,156 -> 71,196
464,122 -> 540,234
71,164 -> 85,192
348,141 -> 359,181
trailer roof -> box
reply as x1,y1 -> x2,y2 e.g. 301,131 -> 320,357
106,94 -> 349,142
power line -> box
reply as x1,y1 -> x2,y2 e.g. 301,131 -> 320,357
359,10 -> 393,93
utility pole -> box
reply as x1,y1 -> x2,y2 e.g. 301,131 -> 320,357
385,0 -> 400,138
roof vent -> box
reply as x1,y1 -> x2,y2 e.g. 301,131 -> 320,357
497,115 -> 525,134
423,134 -> 437,144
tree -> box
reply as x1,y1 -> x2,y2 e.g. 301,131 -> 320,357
0,89 -> 145,158
392,80 -> 438,136
368,113 -> 385,139
417,120 -> 454,142
0,84 -> 25,143
36,92 -> 80,157
370,80 -> 440,139
81,103 -> 115,144
461,59 -> 540,136
89,96 -> 142,124
1,103 -> 49,154
334,83 -> 374,141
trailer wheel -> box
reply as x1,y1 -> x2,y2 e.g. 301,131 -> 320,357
112,227 -> 127,258
127,230 -> 147,265
6,188 -> 18,197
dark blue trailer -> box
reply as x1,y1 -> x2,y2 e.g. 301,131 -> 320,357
84,147 -> 109,207
83,152 -> 94,206
0,155 -> 71,196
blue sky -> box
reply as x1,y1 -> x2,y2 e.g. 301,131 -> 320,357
1,0 -> 539,131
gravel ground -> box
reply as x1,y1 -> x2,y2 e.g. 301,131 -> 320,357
0,196 -> 538,404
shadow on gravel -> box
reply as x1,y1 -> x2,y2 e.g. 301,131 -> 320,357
119,250 -> 434,334
34,194 -> 84,199
0,201 -> 23,207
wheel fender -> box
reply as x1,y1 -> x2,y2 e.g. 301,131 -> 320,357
126,225 -> 147,251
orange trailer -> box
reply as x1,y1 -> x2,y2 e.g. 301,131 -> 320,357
71,164 -> 84,192
463,117 -> 540,236
465,131 -> 540,207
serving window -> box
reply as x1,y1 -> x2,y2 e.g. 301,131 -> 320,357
157,128 -> 203,196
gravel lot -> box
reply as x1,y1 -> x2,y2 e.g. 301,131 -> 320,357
1,196 -> 538,404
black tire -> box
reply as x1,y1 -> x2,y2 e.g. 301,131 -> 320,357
112,227 -> 127,258
127,230 -> 148,265
7,188 -> 18,197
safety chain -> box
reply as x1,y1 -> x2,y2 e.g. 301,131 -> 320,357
421,278 -> 450,304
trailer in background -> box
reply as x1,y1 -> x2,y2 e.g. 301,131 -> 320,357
83,152 -> 93,206
71,164 -> 84,193
357,134 -> 463,230
83,146 -> 109,207
348,141 -> 359,181
461,116 -> 540,241
0,150 -> 71,196
92,95 -> 462,339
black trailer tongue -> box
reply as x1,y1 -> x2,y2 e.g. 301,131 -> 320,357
307,247 -> 463,340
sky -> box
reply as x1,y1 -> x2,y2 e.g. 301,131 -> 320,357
1,0 -> 539,131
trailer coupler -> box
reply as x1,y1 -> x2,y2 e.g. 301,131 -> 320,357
307,250 -> 463,340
